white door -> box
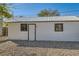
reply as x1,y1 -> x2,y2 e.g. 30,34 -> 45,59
29,25 -> 36,41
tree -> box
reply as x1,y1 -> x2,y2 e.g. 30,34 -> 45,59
0,4 -> 12,19
0,4 -> 13,26
38,9 -> 60,17
0,4 -> 13,36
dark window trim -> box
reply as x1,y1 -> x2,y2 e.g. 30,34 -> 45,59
21,24 -> 28,31
55,23 -> 63,32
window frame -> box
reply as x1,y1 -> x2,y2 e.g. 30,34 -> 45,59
55,23 -> 63,32
20,24 -> 28,31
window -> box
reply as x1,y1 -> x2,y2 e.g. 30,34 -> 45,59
21,24 -> 28,31
55,23 -> 63,32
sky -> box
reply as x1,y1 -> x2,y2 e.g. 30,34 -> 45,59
9,3 -> 79,16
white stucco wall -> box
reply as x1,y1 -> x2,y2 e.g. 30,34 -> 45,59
8,22 -> 79,41
36,22 -> 79,41
8,23 -> 28,40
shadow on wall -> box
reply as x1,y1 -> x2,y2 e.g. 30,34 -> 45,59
10,40 -> 79,50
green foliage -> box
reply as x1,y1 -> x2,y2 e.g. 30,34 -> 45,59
0,4 -> 12,18
0,4 -> 13,28
38,9 -> 60,17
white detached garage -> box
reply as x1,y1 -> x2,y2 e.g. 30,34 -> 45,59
5,16 -> 79,41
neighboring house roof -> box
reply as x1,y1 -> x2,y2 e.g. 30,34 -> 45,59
4,16 -> 79,22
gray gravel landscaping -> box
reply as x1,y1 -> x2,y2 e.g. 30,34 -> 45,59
1,39 -> 79,56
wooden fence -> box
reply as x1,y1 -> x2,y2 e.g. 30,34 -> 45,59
2,27 -> 8,36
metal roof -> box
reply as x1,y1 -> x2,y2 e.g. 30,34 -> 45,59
4,16 -> 79,22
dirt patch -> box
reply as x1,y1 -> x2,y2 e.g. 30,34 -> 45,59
1,46 -> 79,56
0,41 -> 17,56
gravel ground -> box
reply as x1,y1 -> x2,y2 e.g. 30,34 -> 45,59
1,40 -> 79,56
1,47 -> 79,56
